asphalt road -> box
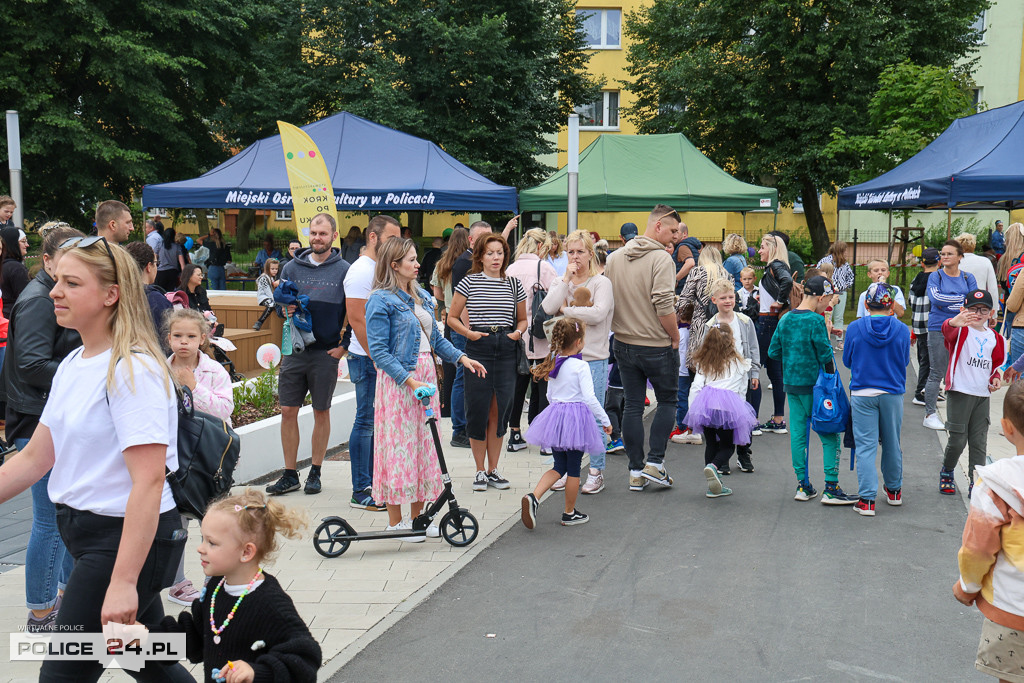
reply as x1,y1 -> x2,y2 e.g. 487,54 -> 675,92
331,379 -> 985,682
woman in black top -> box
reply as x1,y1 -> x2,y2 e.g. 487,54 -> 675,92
204,228 -> 232,291
178,263 -> 211,312
0,227 -> 30,320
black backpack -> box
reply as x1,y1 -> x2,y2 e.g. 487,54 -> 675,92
169,386 -> 241,519
529,259 -> 552,352
101,356 -> 240,519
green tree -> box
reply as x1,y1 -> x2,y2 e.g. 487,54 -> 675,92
624,0 -> 988,258
306,0 -> 599,189
825,61 -> 978,185
0,0 -> 314,228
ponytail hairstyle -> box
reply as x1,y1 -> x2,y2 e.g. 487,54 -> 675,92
60,240 -> 172,396
163,307 -> 212,353
207,489 -> 308,565
531,317 -> 586,381
691,323 -> 743,380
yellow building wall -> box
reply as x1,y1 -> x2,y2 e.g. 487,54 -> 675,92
548,0 -> 836,245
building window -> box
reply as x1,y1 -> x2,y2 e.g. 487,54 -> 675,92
148,208 -> 170,218
276,210 -> 293,221
971,11 -> 986,43
971,87 -> 983,112
577,8 -> 621,49
578,91 -> 620,129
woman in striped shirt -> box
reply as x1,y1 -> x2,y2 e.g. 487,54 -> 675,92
817,241 -> 854,344
448,234 -> 528,492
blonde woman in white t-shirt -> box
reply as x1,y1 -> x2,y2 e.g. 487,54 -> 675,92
0,236 -> 191,682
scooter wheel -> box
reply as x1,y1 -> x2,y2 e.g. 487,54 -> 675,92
313,519 -> 353,558
439,509 -> 479,547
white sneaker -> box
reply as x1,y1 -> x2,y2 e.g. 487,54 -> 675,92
386,520 -> 425,542
923,413 -> 945,431
426,522 -> 440,538
680,431 -> 703,445
751,427 -> 763,436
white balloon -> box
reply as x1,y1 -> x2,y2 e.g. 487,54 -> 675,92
256,343 -> 282,369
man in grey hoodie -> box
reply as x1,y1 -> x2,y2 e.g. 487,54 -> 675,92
266,213 -> 350,496
604,204 -> 682,492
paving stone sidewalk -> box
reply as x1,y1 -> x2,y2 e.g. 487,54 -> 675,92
0,414 -> 575,682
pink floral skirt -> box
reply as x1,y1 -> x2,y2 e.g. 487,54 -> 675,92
371,352 -> 443,505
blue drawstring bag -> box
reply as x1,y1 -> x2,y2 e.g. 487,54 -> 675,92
811,368 -> 850,434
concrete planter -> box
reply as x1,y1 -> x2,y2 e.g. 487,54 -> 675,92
233,382 -> 356,484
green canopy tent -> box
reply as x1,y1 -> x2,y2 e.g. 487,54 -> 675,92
520,133 -> 778,215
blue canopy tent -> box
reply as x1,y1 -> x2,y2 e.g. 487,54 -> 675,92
142,112 -> 518,212
837,100 -> 1024,211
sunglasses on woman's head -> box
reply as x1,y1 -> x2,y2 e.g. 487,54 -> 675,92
59,235 -> 118,277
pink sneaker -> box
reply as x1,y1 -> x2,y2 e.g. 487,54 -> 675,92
167,579 -> 201,606
550,474 -> 567,491
581,471 -> 605,494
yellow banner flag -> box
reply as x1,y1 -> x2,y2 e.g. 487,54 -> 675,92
277,121 -> 339,247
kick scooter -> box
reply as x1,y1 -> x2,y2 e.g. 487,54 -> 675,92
313,384 -> 480,557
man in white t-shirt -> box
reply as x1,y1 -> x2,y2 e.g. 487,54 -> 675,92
344,214 -> 401,510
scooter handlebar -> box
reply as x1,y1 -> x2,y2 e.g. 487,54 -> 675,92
413,384 -> 437,406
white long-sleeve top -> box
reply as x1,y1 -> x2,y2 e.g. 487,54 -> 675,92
688,358 -> 751,406
547,356 -> 611,427
961,252 -> 1001,313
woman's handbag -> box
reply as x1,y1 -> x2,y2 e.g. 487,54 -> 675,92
515,335 -> 531,375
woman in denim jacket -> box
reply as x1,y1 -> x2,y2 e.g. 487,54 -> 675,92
366,238 -> 486,536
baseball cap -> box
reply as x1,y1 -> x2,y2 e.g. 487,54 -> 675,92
803,275 -> 834,297
620,222 -> 639,240
921,247 -> 940,265
442,228 -> 453,238
966,289 -> 994,309
865,282 -> 894,309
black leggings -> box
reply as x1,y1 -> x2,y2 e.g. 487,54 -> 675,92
509,361 -> 549,431
154,269 -> 180,293
704,427 -> 735,471
44,506 -> 192,682
757,315 -> 785,416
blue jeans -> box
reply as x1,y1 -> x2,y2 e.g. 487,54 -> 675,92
614,340 -> 679,472
676,373 -> 693,429
587,359 -> 609,470
851,394 -> 904,501
19,437 -> 73,610
207,264 -> 226,291
1010,327 -> 1024,368
348,354 -> 376,495
450,330 -> 467,435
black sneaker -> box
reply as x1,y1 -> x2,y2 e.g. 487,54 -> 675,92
450,432 -> 471,448
737,455 -> 754,473
912,394 -> 926,406
717,465 -> 731,476
561,509 -> 589,526
506,429 -> 528,452
266,472 -> 300,495
521,493 -> 538,530
486,469 -> 511,490
472,471 -> 488,491
304,470 -> 322,495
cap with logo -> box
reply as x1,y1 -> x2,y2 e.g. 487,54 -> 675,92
803,275 -> 834,297
620,222 -> 639,240
865,282 -> 894,309
921,247 -> 940,265
965,289 -> 994,309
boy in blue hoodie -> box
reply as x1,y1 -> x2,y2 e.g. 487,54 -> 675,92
843,283 -> 911,516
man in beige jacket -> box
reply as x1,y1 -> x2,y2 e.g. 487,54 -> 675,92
605,204 -> 682,491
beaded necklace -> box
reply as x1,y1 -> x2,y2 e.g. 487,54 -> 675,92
209,569 -> 262,644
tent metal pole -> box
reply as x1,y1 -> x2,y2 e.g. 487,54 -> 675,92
887,211 -> 893,264
742,212 -> 746,240
567,114 -> 579,235
6,111 -> 23,228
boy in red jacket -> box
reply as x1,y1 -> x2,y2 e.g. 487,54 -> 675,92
939,289 -> 1005,497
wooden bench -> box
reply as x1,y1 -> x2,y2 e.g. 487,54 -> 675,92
210,294 -> 284,378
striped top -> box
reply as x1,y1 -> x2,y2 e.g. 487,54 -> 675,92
455,273 -> 526,328
816,255 -> 855,292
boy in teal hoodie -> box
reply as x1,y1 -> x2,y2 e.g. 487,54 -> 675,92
769,276 -> 858,504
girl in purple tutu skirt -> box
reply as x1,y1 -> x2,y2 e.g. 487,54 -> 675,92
686,324 -> 759,499
521,318 -> 612,528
